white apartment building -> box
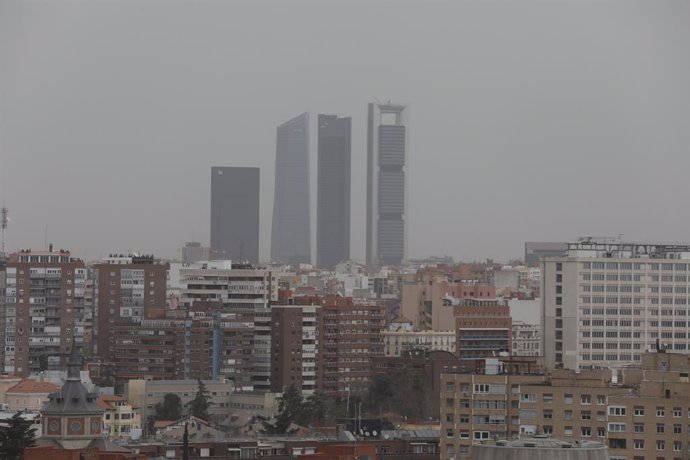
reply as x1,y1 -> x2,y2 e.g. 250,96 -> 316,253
542,241 -> 690,370
178,261 -> 277,309
383,329 -> 455,357
511,321 -> 541,357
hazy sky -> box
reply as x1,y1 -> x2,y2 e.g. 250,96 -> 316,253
1,0 -> 689,263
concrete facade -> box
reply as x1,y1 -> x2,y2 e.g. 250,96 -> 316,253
542,241 -> 690,370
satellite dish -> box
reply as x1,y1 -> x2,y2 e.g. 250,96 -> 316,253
373,430 -> 378,437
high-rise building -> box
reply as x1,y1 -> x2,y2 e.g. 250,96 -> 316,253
270,305 -> 321,395
318,297 -> 385,398
181,242 -> 210,264
210,166 -> 260,263
317,114 -> 351,269
271,113 -> 311,266
366,102 -> 408,266
178,262 -> 277,390
92,254 -> 169,360
0,253 -> 6,370
542,240 -> 690,370
4,249 -> 86,376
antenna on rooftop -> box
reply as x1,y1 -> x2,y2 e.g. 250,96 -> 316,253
1,206 -> 8,254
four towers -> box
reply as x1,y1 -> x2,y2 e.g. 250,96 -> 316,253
211,101 -> 408,267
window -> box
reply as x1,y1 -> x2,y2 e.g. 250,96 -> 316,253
597,395 -> 607,405
581,427 -> 591,437
657,424 -> 665,434
608,423 -> 626,432
634,423 -> 644,433
543,394 -> 553,404
473,431 -> 490,440
609,406 -> 627,416
564,394 -> 573,404
581,411 -> 591,420
674,408 -> 682,417
543,410 -> 553,419
581,394 -> 591,405
474,384 -> 489,394
634,440 -> 644,450
634,406 -> 645,416
657,407 -> 665,417
657,441 -> 665,451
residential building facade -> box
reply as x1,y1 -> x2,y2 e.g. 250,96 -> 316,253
270,305 -> 320,394
542,241 -> 690,370
92,254 -> 169,360
440,351 -> 690,460
4,249 -> 87,376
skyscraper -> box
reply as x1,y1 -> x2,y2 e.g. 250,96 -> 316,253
366,102 -> 408,266
317,114 -> 351,268
271,112 -> 311,265
210,166 -> 260,263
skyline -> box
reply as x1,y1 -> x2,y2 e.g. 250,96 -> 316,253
1,1 -> 689,263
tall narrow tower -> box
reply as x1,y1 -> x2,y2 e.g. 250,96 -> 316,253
317,114 -> 351,268
366,102 -> 408,266
210,167 -> 260,263
271,113 -> 311,265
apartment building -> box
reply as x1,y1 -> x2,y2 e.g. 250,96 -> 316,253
92,254 -> 169,359
4,249 -> 87,376
454,299 -> 511,360
511,321 -> 541,357
113,317 -> 186,381
179,262 -> 277,391
383,327 -> 455,357
542,241 -> 690,370
401,272 -> 495,331
178,261 -> 277,309
270,305 -> 320,395
440,351 -> 690,460
98,394 -> 141,440
319,297 -> 385,398
0,253 -> 6,369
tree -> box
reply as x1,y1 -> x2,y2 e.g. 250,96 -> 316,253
186,379 -> 212,420
155,393 -> 183,421
182,422 -> 189,460
0,411 -> 37,460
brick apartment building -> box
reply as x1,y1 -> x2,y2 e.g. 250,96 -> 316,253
270,304 -> 321,394
440,351 -> 690,460
4,249 -> 87,376
319,297 -> 385,398
401,272 -> 495,331
453,298 -> 511,359
92,254 -> 169,360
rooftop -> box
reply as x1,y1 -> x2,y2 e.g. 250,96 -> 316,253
6,380 -> 60,394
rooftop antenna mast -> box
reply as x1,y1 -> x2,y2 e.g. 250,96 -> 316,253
1,206 -> 8,254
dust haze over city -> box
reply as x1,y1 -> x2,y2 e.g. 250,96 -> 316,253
1,0 -> 689,263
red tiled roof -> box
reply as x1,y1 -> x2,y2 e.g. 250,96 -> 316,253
6,380 -> 59,394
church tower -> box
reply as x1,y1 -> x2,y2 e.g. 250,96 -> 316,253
40,341 -> 104,449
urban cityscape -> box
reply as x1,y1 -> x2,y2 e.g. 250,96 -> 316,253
1,1 -> 689,460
